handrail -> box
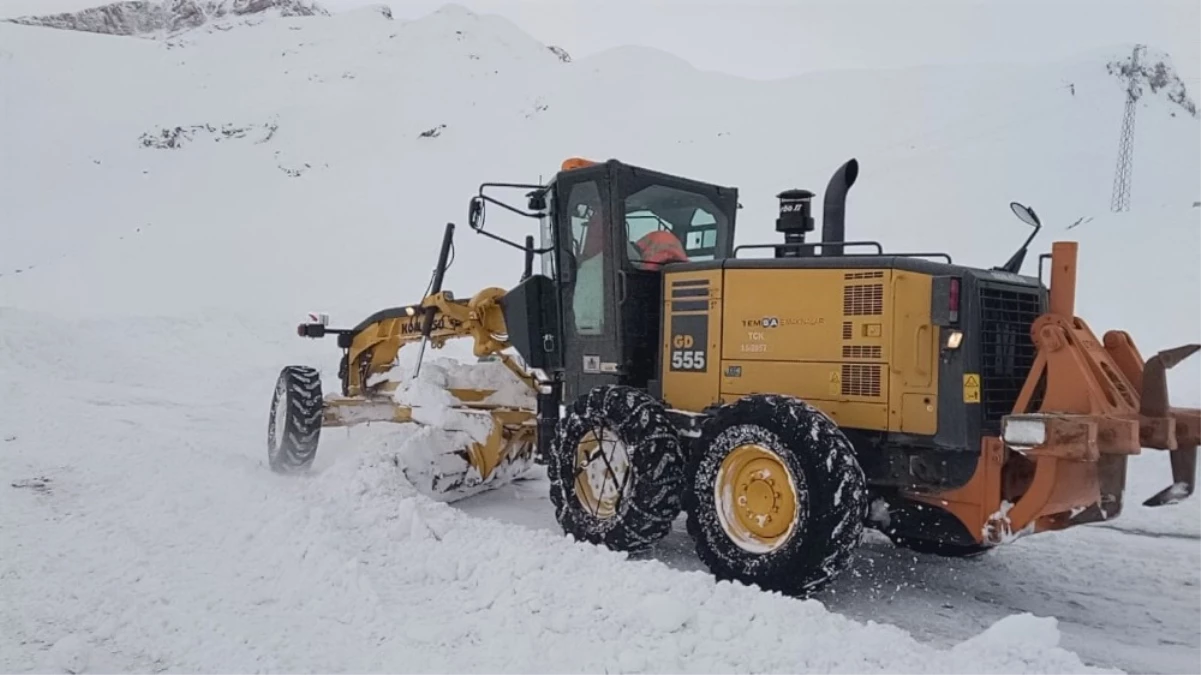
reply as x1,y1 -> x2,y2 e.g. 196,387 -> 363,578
733,241 -> 884,256
731,241 -> 952,263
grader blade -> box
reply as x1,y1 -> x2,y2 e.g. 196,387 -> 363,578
320,387 -> 539,502
1139,343 -> 1200,506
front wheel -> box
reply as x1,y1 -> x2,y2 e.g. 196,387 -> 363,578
546,385 -> 685,552
684,394 -> 868,596
267,365 -> 323,474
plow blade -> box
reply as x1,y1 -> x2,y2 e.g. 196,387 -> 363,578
907,243 -> 1199,545
1135,343 -> 1200,506
323,393 -> 538,502
1142,447 -> 1197,507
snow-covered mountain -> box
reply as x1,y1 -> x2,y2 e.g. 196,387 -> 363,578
2,1 -> 1196,393
3,0 -> 327,37
1,4 -> 1198,673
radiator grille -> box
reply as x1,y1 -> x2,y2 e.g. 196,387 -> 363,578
978,285 -> 1043,430
844,271 -> 884,280
842,345 -> 882,360
843,283 -> 884,316
841,364 -> 882,397
842,322 -> 853,340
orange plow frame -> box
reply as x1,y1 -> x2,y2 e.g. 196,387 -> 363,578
908,241 -> 1199,545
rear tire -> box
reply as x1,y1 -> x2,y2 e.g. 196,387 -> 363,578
684,394 -> 868,596
267,365 -> 323,474
547,384 -> 685,552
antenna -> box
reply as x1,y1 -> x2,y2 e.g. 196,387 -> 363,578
1111,44 -> 1144,212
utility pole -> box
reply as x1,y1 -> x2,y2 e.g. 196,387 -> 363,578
1111,44 -> 1144,212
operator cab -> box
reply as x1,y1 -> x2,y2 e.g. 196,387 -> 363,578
468,157 -> 739,401
545,158 -> 739,398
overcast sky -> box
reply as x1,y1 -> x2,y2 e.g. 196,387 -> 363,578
3,0 -> 1198,83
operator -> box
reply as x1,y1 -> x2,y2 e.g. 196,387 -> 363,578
632,229 -> 689,268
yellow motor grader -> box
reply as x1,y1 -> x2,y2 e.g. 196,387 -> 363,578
267,156 -> 1199,596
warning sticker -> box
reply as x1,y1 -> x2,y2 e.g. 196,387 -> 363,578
828,370 -> 842,396
963,373 -> 981,403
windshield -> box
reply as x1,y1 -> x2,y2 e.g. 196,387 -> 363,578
623,183 -> 728,268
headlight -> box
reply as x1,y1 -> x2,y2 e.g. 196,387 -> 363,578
1002,416 -> 1046,448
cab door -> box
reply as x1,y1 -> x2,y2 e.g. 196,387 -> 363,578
554,168 -> 623,401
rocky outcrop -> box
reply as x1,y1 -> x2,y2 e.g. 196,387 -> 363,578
546,45 -> 571,63
5,0 -> 328,38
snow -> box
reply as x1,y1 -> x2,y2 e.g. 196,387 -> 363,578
0,334 -> 1109,672
0,2 -> 1198,673
1002,416 -> 1049,449
381,344 -> 537,411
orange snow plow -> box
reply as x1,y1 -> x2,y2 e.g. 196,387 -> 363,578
908,241 -> 1199,544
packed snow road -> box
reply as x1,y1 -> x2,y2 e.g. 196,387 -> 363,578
459,468 -> 1201,675
1,310 -> 1196,674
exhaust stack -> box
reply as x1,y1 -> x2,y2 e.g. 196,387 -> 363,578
822,158 -> 859,256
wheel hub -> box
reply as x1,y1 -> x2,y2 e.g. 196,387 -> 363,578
574,427 -> 631,520
715,444 -> 801,552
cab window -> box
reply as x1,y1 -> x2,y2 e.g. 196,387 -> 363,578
624,183 -> 728,269
565,180 -> 605,335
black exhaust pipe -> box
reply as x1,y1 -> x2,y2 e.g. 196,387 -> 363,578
822,158 -> 859,256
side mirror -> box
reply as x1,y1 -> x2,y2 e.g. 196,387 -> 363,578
468,196 -> 485,231
996,201 -> 1043,274
1010,202 -> 1041,228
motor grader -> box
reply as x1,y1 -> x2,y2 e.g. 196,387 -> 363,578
267,156 -> 1199,596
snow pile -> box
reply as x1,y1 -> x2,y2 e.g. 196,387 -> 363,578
297,436 -> 1110,674
0,306 -> 1107,672
4,0 -> 328,37
381,344 -> 537,412
355,343 -> 539,501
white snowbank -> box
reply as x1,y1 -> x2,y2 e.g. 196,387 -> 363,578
300,436 -> 1111,674
0,308 -> 1117,672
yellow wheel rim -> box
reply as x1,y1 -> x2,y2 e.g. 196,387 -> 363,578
574,428 -> 631,520
714,443 -> 801,553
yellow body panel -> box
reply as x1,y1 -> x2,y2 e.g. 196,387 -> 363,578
888,271 -> 940,434
661,265 -> 942,436
660,269 -> 724,413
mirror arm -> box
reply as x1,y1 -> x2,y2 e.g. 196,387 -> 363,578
470,227 -> 555,255
996,221 -> 1042,274
478,193 -> 544,219
473,227 -> 533,252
